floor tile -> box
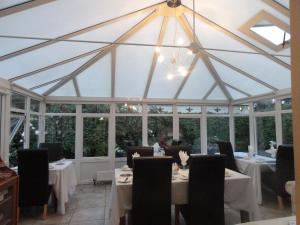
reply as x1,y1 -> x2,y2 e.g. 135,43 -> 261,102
70,207 -> 105,223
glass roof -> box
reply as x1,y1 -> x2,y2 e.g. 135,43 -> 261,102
0,0 -> 291,102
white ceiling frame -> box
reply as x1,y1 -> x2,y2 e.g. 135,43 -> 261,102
178,14 -> 233,100
224,82 -> 252,97
143,16 -> 169,98
73,78 -> 81,97
111,48 -> 116,98
0,1 -> 164,62
43,10 -> 159,96
203,83 -> 217,100
182,5 -> 291,70
30,77 -> 62,90
0,0 -> 55,18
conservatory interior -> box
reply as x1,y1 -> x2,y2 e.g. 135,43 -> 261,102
0,0 -> 299,225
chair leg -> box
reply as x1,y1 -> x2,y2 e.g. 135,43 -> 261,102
42,204 -> 48,220
17,207 -> 20,222
175,205 -> 180,225
119,216 -> 126,225
277,196 -> 284,209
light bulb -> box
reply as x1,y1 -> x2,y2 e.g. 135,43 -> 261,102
167,73 -> 174,80
155,46 -> 161,53
178,66 -> 188,76
188,50 -> 193,55
177,38 -> 184,45
157,55 -> 165,63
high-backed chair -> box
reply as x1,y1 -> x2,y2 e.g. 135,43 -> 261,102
126,146 -> 153,168
132,157 -> 173,225
164,145 -> 191,165
217,141 -> 239,172
18,149 -> 52,219
178,155 -> 226,225
39,143 -> 63,162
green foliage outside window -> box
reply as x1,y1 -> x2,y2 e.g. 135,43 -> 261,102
256,116 -> 276,155
148,117 -> 173,146
282,113 -> 293,144
179,118 -> 201,153
29,115 -> 39,149
234,116 -> 249,152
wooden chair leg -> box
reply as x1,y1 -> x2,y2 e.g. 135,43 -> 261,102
42,204 -> 48,220
175,205 -> 180,225
277,195 -> 284,209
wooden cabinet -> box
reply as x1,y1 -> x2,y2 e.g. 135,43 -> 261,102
0,169 -> 18,225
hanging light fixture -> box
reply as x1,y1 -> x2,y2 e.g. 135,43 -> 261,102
166,0 -> 181,8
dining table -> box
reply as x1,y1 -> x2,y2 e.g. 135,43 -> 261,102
109,167 -> 260,225
234,152 -> 276,204
236,216 -> 296,225
12,159 -> 77,215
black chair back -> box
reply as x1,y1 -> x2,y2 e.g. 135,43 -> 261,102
18,149 -> 50,207
126,146 -> 153,168
184,155 -> 225,225
132,157 -> 173,225
164,145 -> 191,165
276,145 -> 294,196
39,143 -> 63,162
217,141 -> 238,172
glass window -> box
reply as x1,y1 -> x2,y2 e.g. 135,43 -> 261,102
177,105 -> 201,114
45,116 -> 75,159
83,117 -> 108,157
234,117 -> 250,152
281,98 -> 292,110
233,105 -> 249,114
256,116 -> 276,156
179,118 -> 201,153
206,106 -> 229,114
254,99 -> 275,112
46,104 -> 76,113
148,117 -> 173,145
11,92 -> 26,110
207,117 -> 229,155
148,105 -> 173,114
282,113 -> 293,144
30,99 -> 40,112
82,104 -> 110,113
29,115 -> 39,149
116,103 -> 142,114
115,116 -> 142,157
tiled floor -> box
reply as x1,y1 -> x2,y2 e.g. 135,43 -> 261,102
19,183 -> 293,225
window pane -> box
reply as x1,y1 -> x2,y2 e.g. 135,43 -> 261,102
233,105 -> 249,114
254,99 -> 275,112
206,106 -> 229,114
115,116 -> 142,157
148,117 -> 173,145
234,116 -> 249,152
45,116 -> 75,159
29,115 -> 39,149
83,117 -> 108,157
46,104 -> 76,113
82,104 -> 110,113
281,98 -> 292,110
282,113 -> 293,144
148,105 -> 173,114
30,99 -> 40,112
116,103 -> 142,113
207,117 -> 229,155
256,116 -> 276,156
177,105 -> 201,114
179,118 -> 201,153
11,92 -> 26,110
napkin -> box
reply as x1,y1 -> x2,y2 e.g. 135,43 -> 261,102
179,150 -> 189,167
266,148 -> 277,158
248,145 -> 254,158
132,152 -> 140,158
153,142 -> 160,153
172,163 -> 179,173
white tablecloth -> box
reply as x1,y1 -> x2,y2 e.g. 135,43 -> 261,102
285,181 -> 296,214
236,216 -> 296,225
234,152 -> 275,205
109,168 -> 259,225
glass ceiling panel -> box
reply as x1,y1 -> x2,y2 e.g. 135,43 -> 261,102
0,0 -> 29,10
162,16 -> 189,46
0,0 -> 162,38
77,53 -> 111,97
32,81 -> 59,95
207,50 -> 291,90
210,59 -> 272,95
51,80 -> 76,97
0,41 -> 104,79
207,86 -> 227,100
14,53 -> 97,89
274,0 -> 289,9
226,86 -> 247,100
178,60 -> 215,100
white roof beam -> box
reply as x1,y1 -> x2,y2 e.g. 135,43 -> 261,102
73,78 -> 81,97
203,83 -> 217,100
111,48 -> 116,98
224,82 -> 251,97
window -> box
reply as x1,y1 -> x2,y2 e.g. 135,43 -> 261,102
30,99 -> 40,112
83,117 -> 108,157
256,116 -> 276,156
233,105 -> 249,114
82,104 -> 110,113
148,117 -> 173,145
148,105 -> 173,114
45,116 -> 75,159
282,113 -> 293,144
29,115 -> 39,149
254,98 -> 275,112
179,118 -> 201,153
206,106 -> 229,114
234,117 -> 250,152
11,92 -> 26,110
46,104 -> 76,113
207,117 -> 229,155
115,117 -> 142,157
116,103 -> 142,114
281,98 -> 292,110
177,105 -> 201,114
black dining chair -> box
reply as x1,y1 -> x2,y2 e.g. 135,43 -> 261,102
131,157 -> 173,225
164,145 -> 191,165
217,141 -> 239,172
39,143 -> 63,162
126,146 -> 154,168
177,155 -> 226,225
18,149 -> 53,219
